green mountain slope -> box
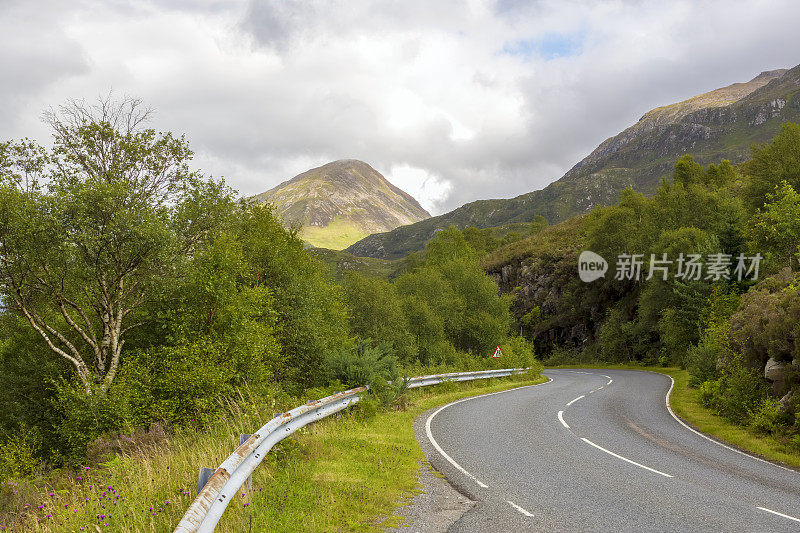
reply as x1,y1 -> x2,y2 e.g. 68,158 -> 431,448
251,159 -> 431,249
347,65 -> 800,259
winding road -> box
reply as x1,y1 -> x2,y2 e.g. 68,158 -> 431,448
417,369 -> 800,532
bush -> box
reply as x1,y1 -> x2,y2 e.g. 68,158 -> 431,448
543,345 -> 598,366
51,381 -> 130,464
748,397 -> 782,435
685,343 -> 721,386
115,341 -> 236,428
496,336 -> 540,371
0,430 -> 40,479
698,379 -> 722,409
324,340 -> 399,390
699,358 -> 769,424
342,273 -> 417,363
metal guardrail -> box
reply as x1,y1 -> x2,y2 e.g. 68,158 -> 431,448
174,367 -> 526,532
405,368 -> 525,388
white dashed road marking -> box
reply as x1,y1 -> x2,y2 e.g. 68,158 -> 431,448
507,500 -> 535,517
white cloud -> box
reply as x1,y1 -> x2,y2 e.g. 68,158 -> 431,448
386,164 -> 452,213
1,0 -> 799,215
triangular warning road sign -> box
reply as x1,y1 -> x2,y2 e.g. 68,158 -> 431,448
492,346 -> 503,358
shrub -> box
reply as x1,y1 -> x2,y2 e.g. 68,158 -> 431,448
324,340 -> 399,390
702,358 -> 769,424
51,381 -> 130,464
698,379 -> 722,409
543,345 -> 597,366
685,343 -> 721,386
748,397 -> 782,435
116,341 -> 237,428
0,430 -> 40,479
497,336 -> 540,371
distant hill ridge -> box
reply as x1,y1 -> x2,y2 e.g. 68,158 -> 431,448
252,159 -> 430,250
346,65 -> 799,260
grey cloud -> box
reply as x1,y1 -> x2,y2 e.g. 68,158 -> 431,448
2,0 -> 800,216
0,0 -> 89,129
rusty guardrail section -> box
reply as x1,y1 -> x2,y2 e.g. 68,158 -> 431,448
175,368 -> 526,532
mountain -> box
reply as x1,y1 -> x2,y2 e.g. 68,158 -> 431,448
252,159 -> 431,249
347,65 -> 800,260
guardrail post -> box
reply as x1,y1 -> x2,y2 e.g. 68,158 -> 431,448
239,434 -> 253,490
197,467 -> 214,493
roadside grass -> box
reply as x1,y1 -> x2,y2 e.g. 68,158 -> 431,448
548,364 -> 800,470
212,371 -> 546,532
1,371 -> 545,532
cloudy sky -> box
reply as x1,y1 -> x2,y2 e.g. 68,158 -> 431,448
2,0 -> 799,214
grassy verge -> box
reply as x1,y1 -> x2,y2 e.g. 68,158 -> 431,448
548,364 -> 800,470
2,371 -> 545,532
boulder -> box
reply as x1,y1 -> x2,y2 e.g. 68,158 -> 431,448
764,357 -> 788,395
779,389 -> 794,411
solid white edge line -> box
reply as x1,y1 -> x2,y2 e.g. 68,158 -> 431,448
662,375 -> 799,476
507,500 -> 535,517
566,394 -> 585,407
425,376 -> 553,489
581,437 -> 673,478
757,506 -> 800,523
557,410 -> 570,429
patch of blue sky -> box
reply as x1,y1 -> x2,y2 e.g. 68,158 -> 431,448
502,31 -> 586,60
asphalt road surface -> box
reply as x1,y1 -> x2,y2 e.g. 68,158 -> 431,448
417,369 -> 800,532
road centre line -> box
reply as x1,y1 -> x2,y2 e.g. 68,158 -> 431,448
566,394 -> 584,406
558,410 -> 570,429
425,377 -> 553,489
581,437 -> 673,478
757,506 -> 800,523
507,500 -> 535,517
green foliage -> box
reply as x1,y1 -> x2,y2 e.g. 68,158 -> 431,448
324,340 -> 399,391
0,98 -> 358,467
342,272 -> 416,363
748,397 -> 782,435
497,336 -> 540,371
0,429 -> 40,479
673,154 -> 705,187
696,357 -> 768,424
235,204 -> 351,391
744,122 -> 800,211
749,181 -> 800,271
0,97 -> 234,393
395,229 -> 512,357
342,227 -> 517,373
598,306 -> 636,362
51,380 -> 130,463
520,306 -> 542,332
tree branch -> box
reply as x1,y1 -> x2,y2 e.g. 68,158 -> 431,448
15,294 -> 90,389
57,297 -> 101,359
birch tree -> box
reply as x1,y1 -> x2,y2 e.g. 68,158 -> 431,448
0,96 -> 223,394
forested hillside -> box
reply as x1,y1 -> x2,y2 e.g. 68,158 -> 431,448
485,123 -> 800,446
